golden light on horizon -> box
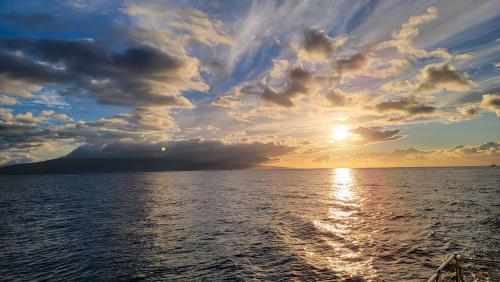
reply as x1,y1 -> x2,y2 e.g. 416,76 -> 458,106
161,146 -> 166,152
331,125 -> 349,141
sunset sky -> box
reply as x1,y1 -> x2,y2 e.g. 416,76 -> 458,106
0,0 -> 499,168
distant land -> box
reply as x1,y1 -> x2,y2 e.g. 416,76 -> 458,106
0,157 -> 264,175
1,157 -> 496,175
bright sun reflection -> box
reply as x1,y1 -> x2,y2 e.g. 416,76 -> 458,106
332,168 -> 355,202
309,168 -> 375,279
331,125 -> 349,141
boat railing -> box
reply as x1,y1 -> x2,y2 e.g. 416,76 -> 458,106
427,254 -> 500,282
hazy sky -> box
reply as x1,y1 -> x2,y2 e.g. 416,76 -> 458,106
0,0 -> 499,168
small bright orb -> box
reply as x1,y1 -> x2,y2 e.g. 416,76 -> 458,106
161,146 -> 166,152
332,125 -> 349,141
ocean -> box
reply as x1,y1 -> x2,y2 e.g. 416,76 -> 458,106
1,167 -> 498,281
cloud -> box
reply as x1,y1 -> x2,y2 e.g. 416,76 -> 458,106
299,29 -> 346,62
0,152 -> 35,167
0,108 -> 57,153
325,90 -> 347,107
0,74 -> 42,97
374,96 -> 436,115
480,94 -> 500,116
380,80 -> 414,93
458,104 -> 478,117
54,113 -> 73,122
327,141 -> 499,167
376,7 -> 447,58
0,106 -> 178,164
206,125 -> 219,131
66,139 -> 295,165
0,1 -> 497,168
448,104 -> 479,122
15,112 -> 44,124
314,154 -> 330,163
336,54 -> 371,77
241,67 -> 314,107
370,58 -> 410,78
210,95 -> 242,109
302,29 -> 335,59
123,3 -> 232,48
30,90 -> 69,108
0,95 -> 16,105
0,108 -> 55,129
224,1 -> 351,70
350,126 -> 404,143
56,110 -> 178,144
0,12 -> 56,28
0,51 -> 67,84
416,63 -> 474,93
0,38 -> 207,109
41,110 -> 55,117
451,141 -> 500,155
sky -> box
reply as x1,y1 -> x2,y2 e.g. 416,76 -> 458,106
0,0 -> 499,168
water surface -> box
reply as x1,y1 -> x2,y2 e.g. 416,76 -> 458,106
1,167 -> 499,281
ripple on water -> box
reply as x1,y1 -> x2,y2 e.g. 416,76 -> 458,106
0,167 -> 498,281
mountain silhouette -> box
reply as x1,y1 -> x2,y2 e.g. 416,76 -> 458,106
0,157 -> 253,175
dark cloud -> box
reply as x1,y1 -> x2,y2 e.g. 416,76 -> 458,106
241,68 -> 313,107
325,90 -> 346,107
350,126 -> 404,143
451,141 -> 499,155
66,139 -> 295,165
375,96 -> 436,115
480,94 -> 500,116
478,141 -> 499,151
303,29 -> 335,58
0,13 -> 56,28
416,64 -> 474,93
0,52 -> 68,83
112,46 -> 181,76
0,37 -> 203,108
337,54 -> 369,77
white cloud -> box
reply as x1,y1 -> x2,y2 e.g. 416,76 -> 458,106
0,95 -> 16,105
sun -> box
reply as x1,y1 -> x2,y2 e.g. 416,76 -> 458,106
332,125 -> 349,141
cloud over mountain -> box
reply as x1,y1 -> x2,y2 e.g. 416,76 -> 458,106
67,139 -> 295,165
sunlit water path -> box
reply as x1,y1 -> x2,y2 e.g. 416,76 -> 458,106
1,168 -> 498,281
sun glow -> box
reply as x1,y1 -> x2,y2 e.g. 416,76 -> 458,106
332,125 -> 349,141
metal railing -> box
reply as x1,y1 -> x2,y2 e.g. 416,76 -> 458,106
427,254 -> 500,282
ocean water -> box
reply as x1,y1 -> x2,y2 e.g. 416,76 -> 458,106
0,167 -> 498,281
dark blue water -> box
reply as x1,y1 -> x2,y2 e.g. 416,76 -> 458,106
1,168 -> 499,281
